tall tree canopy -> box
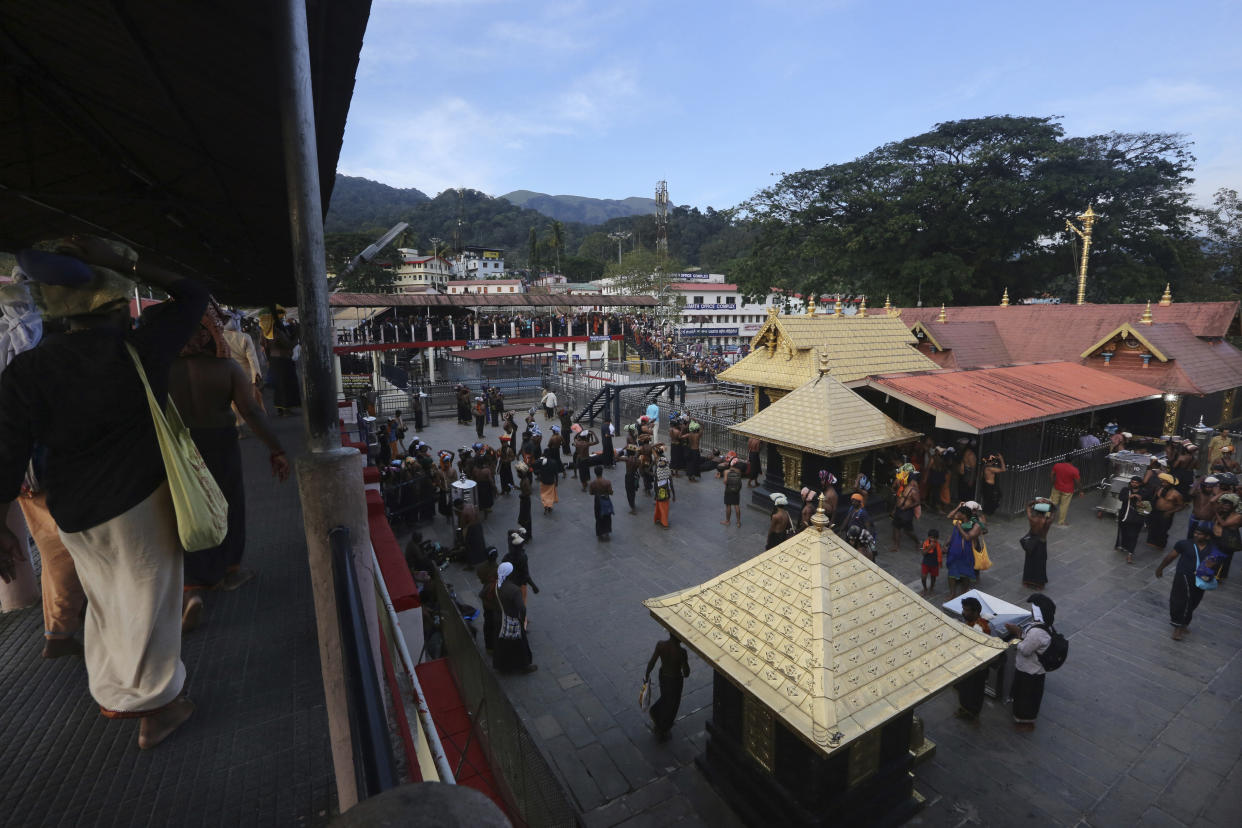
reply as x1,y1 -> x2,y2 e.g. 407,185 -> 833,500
735,116 -> 1201,305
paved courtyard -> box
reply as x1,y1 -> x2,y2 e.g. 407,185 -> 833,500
408,415 -> 1242,828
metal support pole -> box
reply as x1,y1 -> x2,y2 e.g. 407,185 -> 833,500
275,0 -> 374,811
274,0 -> 337,454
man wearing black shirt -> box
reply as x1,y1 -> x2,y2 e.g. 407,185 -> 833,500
1155,526 -> 1214,641
0,237 -> 206,749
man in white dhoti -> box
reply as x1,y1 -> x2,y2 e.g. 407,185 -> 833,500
0,237 -> 208,749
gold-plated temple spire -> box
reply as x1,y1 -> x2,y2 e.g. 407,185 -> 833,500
937,304 -> 946,323
833,295 -> 843,316
1000,287 -> 1009,307
858,295 -> 867,314
817,347 -> 830,377
811,493 -> 829,530
767,305 -> 779,319
1158,283 -> 1172,306
883,295 -> 891,312
806,294 -> 816,315
1139,300 -> 1153,325
1067,204 -> 1097,305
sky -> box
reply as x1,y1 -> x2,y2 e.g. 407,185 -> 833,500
337,0 -> 1241,211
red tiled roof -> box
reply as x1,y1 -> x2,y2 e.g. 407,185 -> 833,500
887,302 -> 1238,361
450,344 -> 555,361
916,320 -> 1011,368
1080,324 -> 1242,394
869,362 -> 1163,433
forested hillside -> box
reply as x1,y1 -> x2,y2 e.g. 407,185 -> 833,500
501,190 -> 656,224
325,119 -> 1239,303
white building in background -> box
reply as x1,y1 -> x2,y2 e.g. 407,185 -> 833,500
456,246 -> 505,279
446,279 -> 524,295
599,272 -> 775,353
390,248 -> 454,293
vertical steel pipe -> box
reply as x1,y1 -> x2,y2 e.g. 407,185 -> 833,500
274,0 -> 338,454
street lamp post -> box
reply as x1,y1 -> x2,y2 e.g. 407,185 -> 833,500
608,230 -> 632,264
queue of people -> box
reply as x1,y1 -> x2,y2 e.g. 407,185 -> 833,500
0,237 -> 289,751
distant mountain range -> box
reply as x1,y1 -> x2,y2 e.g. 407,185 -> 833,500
501,190 -> 657,225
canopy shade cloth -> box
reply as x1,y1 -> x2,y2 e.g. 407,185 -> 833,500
730,365 -> 920,458
447,344 -> 554,361
0,0 -> 371,305
644,507 -> 1006,757
329,292 -> 657,309
868,361 -> 1164,435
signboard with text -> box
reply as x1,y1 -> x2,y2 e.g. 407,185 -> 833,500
683,303 -> 736,310
467,338 -> 508,347
676,326 -> 739,337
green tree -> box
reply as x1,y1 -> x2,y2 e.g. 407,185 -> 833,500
324,231 -> 400,292
604,248 -> 686,328
561,256 -> 605,282
737,116 -> 1200,306
1192,187 -> 1242,300
527,226 -> 540,273
549,220 -> 564,273
577,231 -> 615,263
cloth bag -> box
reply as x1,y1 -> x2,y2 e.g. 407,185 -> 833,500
638,679 -> 651,711
498,612 -> 523,640
126,344 -> 228,552
973,537 -> 993,571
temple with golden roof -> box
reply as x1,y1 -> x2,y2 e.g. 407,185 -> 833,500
645,502 -> 1006,826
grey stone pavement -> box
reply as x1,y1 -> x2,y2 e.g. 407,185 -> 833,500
409,415 -> 1242,828
0,413 -> 335,827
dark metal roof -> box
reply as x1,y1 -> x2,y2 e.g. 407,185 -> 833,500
0,1 -> 371,305
329,292 -> 658,309
448,344 -> 556,361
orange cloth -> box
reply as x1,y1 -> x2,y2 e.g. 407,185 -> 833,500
18,493 -> 86,636
654,500 -> 669,527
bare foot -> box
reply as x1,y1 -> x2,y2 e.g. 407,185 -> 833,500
138,695 -> 195,749
182,594 -> 204,634
721,520 -> 730,525
1171,627 -> 1184,641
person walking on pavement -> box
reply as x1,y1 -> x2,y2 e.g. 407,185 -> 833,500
644,632 -> 690,740
621,447 -> 641,514
1210,492 -> 1240,583
0,237 -> 205,749
890,469 -> 921,554
540,388 -> 557,421
502,532 -> 539,623
473,396 -> 486,439
515,461 -> 533,543
685,419 -> 702,481
1021,499 -> 1054,590
572,424 -> 598,491
721,459 -> 743,527
653,451 -> 675,528
1116,476 -> 1148,564
589,466 -> 615,541
537,447 -> 561,515
1048,459 -> 1080,527
1147,473 -> 1184,550
492,563 -> 537,674
1156,526 -> 1219,640
1004,594 -> 1056,731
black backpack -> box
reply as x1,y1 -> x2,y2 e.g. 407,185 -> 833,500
1034,624 -> 1069,672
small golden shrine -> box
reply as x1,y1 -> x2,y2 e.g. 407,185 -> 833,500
644,504 -> 1005,826
729,356 -> 921,492
718,309 -> 938,414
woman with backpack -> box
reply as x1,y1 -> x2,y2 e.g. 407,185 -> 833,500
652,451 -> 675,528
1004,594 -> 1058,732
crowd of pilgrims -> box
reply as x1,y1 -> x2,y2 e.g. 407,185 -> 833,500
336,310 -> 628,344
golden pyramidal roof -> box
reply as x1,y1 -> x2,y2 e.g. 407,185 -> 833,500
717,312 -> 938,390
643,513 -> 1006,756
730,365 -> 921,457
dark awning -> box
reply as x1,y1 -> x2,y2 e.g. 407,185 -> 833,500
0,0 -> 371,305
449,344 -> 556,361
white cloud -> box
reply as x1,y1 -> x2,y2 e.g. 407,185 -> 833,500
339,61 -> 643,195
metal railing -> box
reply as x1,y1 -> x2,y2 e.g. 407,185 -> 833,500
993,445 -> 1111,516
431,572 -> 580,827
329,526 -> 399,799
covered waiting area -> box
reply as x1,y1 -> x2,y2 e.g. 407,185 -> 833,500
444,343 -> 556,381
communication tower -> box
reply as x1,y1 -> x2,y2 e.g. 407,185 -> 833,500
654,180 -> 669,262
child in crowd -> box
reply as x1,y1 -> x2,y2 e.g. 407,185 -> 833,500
921,528 -> 943,595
